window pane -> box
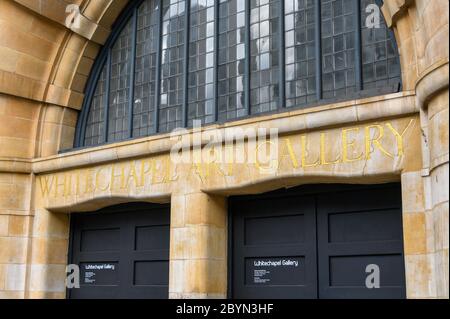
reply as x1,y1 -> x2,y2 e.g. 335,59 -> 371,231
159,0 -> 186,133
284,0 -> 317,108
108,19 -> 133,141
133,0 -> 159,137
84,64 -> 107,146
250,0 -> 280,115
360,0 -> 401,91
187,0 -> 215,126
321,0 -> 356,100
217,0 -> 247,121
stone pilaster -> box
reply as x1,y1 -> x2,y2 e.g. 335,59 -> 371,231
427,90 -> 449,299
169,192 -> 227,298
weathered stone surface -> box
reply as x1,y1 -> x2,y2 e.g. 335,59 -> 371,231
405,253 -> 437,298
0,0 -> 447,300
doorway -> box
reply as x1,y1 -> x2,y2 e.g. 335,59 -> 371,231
229,184 -> 406,299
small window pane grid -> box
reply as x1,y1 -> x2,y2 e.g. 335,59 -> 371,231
187,0 -> 215,126
108,19 -> 134,142
133,0 -> 160,137
84,65 -> 107,146
360,0 -> 401,91
159,0 -> 186,133
285,0 -> 317,108
250,0 -> 280,114
80,0 -> 400,148
217,0 -> 247,121
321,0 -> 356,100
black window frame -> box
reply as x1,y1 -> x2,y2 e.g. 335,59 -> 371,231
74,0 -> 401,149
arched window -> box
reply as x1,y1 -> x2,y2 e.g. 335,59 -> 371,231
75,0 -> 401,148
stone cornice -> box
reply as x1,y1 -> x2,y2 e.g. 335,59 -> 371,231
0,158 -> 32,174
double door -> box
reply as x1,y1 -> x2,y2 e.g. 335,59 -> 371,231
230,184 -> 406,299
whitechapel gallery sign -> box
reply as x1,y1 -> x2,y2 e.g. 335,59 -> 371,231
38,118 -> 416,199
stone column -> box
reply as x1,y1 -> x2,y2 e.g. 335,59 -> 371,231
401,170 -> 437,298
169,192 -> 228,298
426,89 -> 449,299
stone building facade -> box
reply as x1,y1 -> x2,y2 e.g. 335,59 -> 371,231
0,0 -> 448,299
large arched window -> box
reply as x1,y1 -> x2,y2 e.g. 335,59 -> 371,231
75,0 -> 401,147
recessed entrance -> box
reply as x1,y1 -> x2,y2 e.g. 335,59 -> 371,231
68,202 -> 170,299
229,183 -> 406,299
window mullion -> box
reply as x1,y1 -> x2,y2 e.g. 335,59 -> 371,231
154,0 -> 163,134
315,0 -> 323,101
79,62 -> 102,147
103,49 -> 112,143
278,0 -> 286,109
182,0 -> 191,128
213,0 -> 219,122
244,0 -> 251,116
128,8 -> 138,139
354,0 -> 363,91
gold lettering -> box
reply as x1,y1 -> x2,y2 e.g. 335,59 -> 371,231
164,158 -> 178,182
320,133 -> 341,165
255,141 -> 278,172
84,169 -> 94,194
154,159 -> 168,184
213,162 -> 233,177
284,138 -> 299,168
65,174 -> 72,196
39,175 -> 54,197
75,171 -> 81,196
226,162 -> 233,176
342,128 -> 364,163
365,125 -> 393,159
95,167 -> 110,191
53,174 -> 69,197
145,159 -> 172,184
192,162 -> 207,182
126,162 -> 140,188
301,135 -> 320,168
110,164 -> 126,190
152,160 -> 161,184
386,119 -> 414,157
139,160 -> 153,187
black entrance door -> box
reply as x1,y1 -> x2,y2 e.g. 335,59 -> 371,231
232,195 -> 318,298
230,184 -> 406,299
69,203 -> 170,299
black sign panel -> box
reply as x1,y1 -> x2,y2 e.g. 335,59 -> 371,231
245,257 -> 304,286
80,263 -> 118,285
